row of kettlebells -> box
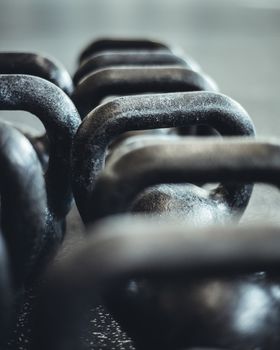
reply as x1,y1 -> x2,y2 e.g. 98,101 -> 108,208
0,38 -> 279,350
40,38 -> 280,350
70,38 -> 255,227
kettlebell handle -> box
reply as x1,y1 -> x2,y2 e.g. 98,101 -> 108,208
78,38 -> 171,64
72,92 -> 255,224
0,53 -> 73,95
72,66 -> 218,118
73,50 -> 195,86
49,216 -> 280,286
32,217 -> 280,350
0,74 -> 80,218
88,139 -> 280,222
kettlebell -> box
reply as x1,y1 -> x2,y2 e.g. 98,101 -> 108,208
0,52 -> 73,95
73,50 -> 197,86
78,37 -> 171,64
0,122 -> 48,287
0,52 -> 74,170
71,92 -> 255,224
0,74 -> 80,284
32,211 -> 280,350
72,66 -> 218,118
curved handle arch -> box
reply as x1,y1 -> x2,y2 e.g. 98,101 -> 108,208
78,38 -> 171,64
88,138 -> 279,222
0,74 -> 80,218
0,53 -> 73,95
74,50 -> 195,85
72,66 -> 218,118
0,54 -> 74,172
72,92 -> 255,223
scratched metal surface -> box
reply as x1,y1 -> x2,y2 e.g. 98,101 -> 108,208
0,0 -> 280,349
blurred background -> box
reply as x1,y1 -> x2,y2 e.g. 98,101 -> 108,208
0,0 -> 280,223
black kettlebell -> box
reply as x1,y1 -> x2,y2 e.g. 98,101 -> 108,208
71,92 -> 255,225
0,122 -> 47,345
0,52 -> 73,95
78,37 -> 171,64
0,74 -> 80,285
32,210 -> 280,350
72,66 -> 217,118
0,52 -> 74,170
92,137 -> 261,224
73,50 -> 198,86
99,216 -> 280,350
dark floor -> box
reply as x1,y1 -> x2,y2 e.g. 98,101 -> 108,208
0,0 -> 280,221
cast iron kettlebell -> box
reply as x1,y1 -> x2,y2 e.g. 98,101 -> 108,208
32,211 -> 280,350
72,92 -> 255,224
0,52 -> 73,95
0,52 -> 74,170
0,74 -> 80,283
78,37 -> 171,64
72,66 -> 217,118
73,50 -> 197,86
